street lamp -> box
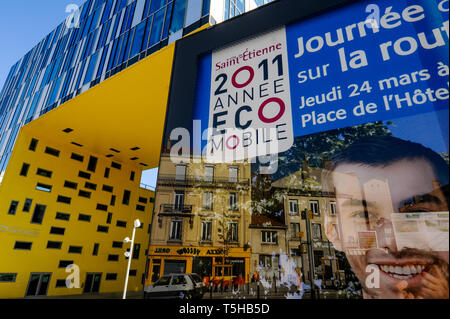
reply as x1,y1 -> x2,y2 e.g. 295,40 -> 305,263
123,219 -> 141,299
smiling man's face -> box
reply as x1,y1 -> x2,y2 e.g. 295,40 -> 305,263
331,158 -> 449,299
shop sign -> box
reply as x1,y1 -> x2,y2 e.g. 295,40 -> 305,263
206,248 -> 229,255
152,246 -> 231,256
154,248 -> 171,253
176,247 -> 201,255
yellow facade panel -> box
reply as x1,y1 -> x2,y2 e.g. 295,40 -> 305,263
0,128 -> 154,298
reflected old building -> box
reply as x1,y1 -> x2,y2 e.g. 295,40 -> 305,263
249,214 -> 288,282
251,160 -> 345,289
147,153 -> 252,287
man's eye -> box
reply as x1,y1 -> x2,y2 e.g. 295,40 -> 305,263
350,211 -> 378,219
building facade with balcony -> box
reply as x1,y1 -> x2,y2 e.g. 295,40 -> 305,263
265,162 -> 344,288
249,214 -> 288,283
147,154 -> 252,286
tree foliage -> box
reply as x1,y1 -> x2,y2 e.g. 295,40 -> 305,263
251,121 -> 393,221
273,121 -> 392,180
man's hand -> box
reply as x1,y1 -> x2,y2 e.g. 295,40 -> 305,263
395,280 -> 416,299
419,265 -> 449,299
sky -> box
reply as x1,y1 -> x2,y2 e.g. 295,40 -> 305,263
0,0 -> 159,188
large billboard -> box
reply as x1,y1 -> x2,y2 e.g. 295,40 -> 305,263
193,0 -> 448,162
154,0 -> 449,299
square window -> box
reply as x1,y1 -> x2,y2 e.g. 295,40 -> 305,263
58,260 -> 73,268
93,243 -> 99,256
29,138 -> 38,151
50,227 -> 65,235
312,223 -> 322,240
22,199 -> 33,212
36,168 -> 52,178
20,163 -> 30,176
55,279 -> 67,288
228,222 -> 238,242
261,231 -> 277,244
8,201 -> 19,215
289,200 -> 299,215
44,147 -> 60,157
229,167 -> 238,183
106,273 -> 117,280
203,192 -> 213,210
71,142 -> 83,147
64,181 -> 78,189
122,190 -> 131,205
229,193 -> 238,211
175,164 -> 186,181
133,243 -> 141,259
36,183 -> 52,192
108,254 -> 119,261
68,246 -> 82,254
97,225 -> 109,233
102,185 -> 113,192
310,200 -> 320,216
0,274 -> 17,282
31,204 -> 46,224
201,221 -> 212,242
116,220 -> 127,228
107,213 -> 113,224
84,182 -> 97,190
87,156 -> 98,172
112,241 -> 123,248
129,269 -> 137,276
71,153 -> 84,162
47,241 -> 62,249
57,195 -> 71,204
14,241 -> 32,250
330,202 -> 336,215
96,203 -> 108,211
290,223 -> 300,239
169,220 -> 182,240
78,190 -> 91,198
78,214 -> 91,222
78,171 -> 91,179
55,212 -> 70,221
111,161 -> 122,169
204,166 -> 214,182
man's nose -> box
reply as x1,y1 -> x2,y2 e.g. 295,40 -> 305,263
375,218 -> 398,252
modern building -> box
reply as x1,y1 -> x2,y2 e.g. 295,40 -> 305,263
0,0 -> 274,181
0,122 -> 155,298
147,153 -> 252,286
0,0 -> 273,298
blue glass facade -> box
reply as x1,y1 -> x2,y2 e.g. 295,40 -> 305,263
224,0 -> 273,20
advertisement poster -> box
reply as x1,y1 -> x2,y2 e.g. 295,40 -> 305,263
184,0 -> 449,299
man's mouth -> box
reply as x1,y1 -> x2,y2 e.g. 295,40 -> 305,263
371,263 -> 430,280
